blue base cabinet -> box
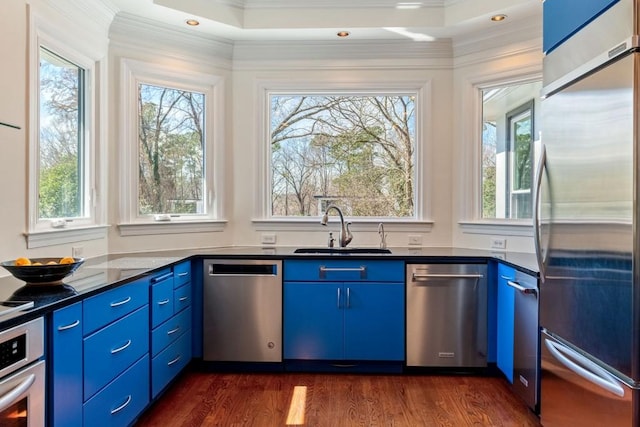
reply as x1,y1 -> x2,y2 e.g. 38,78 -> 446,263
496,263 -> 516,383
50,302 -> 83,427
49,261 -> 193,426
284,260 -> 404,364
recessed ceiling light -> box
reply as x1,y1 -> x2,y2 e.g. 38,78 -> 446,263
185,19 -> 200,26
337,31 -> 350,38
490,14 -> 507,22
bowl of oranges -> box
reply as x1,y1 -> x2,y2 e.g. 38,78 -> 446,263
1,257 -> 84,285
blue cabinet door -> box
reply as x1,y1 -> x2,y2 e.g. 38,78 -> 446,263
344,283 -> 404,361
51,302 -> 83,427
497,263 -> 516,383
543,0 -> 619,53
284,282 -> 343,360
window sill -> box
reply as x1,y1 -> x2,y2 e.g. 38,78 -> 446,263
459,220 -> 533,236
252,218 -> 434,232
25,225 -> 109,249
117,219 -> 227,236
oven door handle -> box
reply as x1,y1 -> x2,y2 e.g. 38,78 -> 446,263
0,373 -> 35,412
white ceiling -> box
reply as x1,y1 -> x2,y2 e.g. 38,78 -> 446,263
106,0 -> 542,42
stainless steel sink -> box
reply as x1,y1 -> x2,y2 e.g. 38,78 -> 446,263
293,247 -> 392,254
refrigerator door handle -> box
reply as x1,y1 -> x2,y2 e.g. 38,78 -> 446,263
544,337 -> 625,397
533,144 -> 547,281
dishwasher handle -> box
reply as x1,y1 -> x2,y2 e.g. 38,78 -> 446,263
412,273 -> 484,281
208,263 -> 278,276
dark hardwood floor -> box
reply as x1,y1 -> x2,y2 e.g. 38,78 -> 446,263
135,367 -> 542,426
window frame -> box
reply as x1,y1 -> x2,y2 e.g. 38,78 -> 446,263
505,99 -> 535,219
253,79 -> 433,231
118,59 -> 226,236
27,28 -> 106,247
469,75 -> 542,230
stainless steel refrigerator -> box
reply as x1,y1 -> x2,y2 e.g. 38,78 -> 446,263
537,0 -> 640,425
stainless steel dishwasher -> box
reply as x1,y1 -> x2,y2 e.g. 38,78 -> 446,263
203,259 -> 282,362
406,263 -> 487,368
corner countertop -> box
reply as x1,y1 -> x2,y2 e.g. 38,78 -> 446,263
0,246 -> 538,329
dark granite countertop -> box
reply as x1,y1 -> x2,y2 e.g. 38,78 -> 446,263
0,246 -> 538,329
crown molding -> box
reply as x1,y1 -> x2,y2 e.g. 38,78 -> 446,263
233,38 -> 453,70
110,13 -> 234,67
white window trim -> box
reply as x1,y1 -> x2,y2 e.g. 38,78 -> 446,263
252,78 -> 433,228
26,12 -> 107,248
118,59 -> 226,236
460,67 -> 542,233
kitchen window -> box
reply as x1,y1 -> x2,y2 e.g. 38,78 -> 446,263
118,60 -> 224,235
267,91 -> 418,219
27,40 -> 106,246
481,80 -> 541,220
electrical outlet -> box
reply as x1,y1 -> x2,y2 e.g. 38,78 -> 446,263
490,237 -> 507,250
72,246 -> 84,258
261,233 -> 277,245
408,234 -> 422,246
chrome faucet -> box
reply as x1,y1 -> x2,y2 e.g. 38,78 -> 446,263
378,222 -> 387,249
321,205 -> 353,248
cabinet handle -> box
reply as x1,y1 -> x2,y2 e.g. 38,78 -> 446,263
319,266 -> 366,279
151,272 -> 174,283
111,339 -> 132,354
167,355 -> 181,366
157,299 -> 170,306
346,287 -> 351,309
500,275 -> 515,281
506,280 -> 537,295
167,326 -> 180,336
57,319 -> 80,331
177,272 -> 188,277
178,296 -> 189,302
337,288 -> 341,308
110,395 -> 132,415
110,296 -> 132,307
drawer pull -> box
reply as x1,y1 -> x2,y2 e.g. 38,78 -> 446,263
110,395 -> 132,415
110,339 -> 132,354
57,319 -> 80,331
110,296 -> 132,307
152,272 -> 174,283
167,326 -> 180,335
167,355 -> 181,366
178,296 -> 189,302
157,299 -> 170,306
319,265 -> 366,279
178,272 -> 188,277
412,273 -> 484,280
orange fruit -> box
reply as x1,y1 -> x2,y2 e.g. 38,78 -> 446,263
15,257 -> 32,266
59,257 -> 75,264
32,262 -> 43,266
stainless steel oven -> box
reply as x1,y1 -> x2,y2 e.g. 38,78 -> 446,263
0,317 -> 45,427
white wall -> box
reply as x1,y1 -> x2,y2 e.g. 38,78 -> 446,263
0,1 -> 543,262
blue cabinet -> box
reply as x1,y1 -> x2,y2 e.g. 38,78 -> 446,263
150,261 -> 192,398
51,302 -> 83,427
543,0 -> 619,53
283,260 -> 404,362
496,263 -> 516,383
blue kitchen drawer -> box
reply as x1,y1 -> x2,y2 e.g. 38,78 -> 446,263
83,306 -> 150,400
151,306 -> 192,357
174,282 -> 191,314
151,329 -> 192,398
83,354 -> 150,427
284,259 -> 404,282
151,273 -> 174,328
83,278 -> 149,335
173,261 -> 191,287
